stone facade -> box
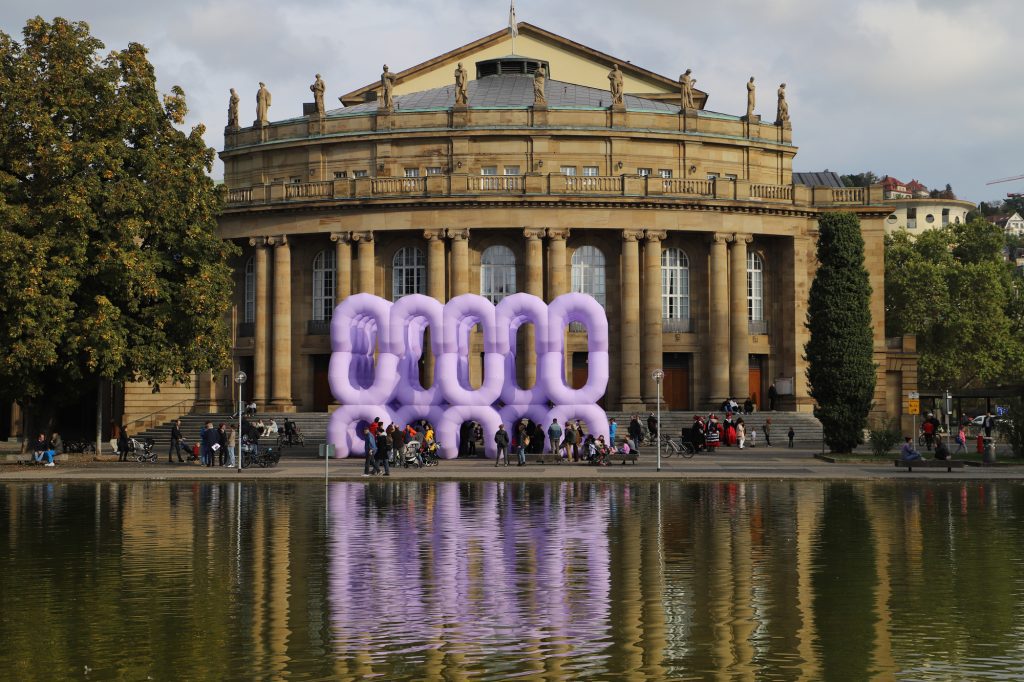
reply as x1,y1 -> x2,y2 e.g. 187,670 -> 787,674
167,25 -> 908,426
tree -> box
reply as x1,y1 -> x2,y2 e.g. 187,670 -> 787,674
0,18 -> 236,436
884,219 -> 1024,389
840,171 -> 879,188
805,212 -> 876,453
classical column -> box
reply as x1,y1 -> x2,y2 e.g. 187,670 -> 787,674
620,230 -> 644,409
730,233 -> 752,400
448,228 -> 471,297
425,229 -> 447,302
268,236 -> 294,411
423,229 -> 447,387
250,237 -> 270,409
523,228 -> 546,387
330,232 -> 351,300
642,230 -> 667,406
351,231 -> 375,295
546,228 -> 570,299
708,232 -> 731,405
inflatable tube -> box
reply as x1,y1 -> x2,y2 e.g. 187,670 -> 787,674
331,293 -> 391,353
496,294 -> 551,405
326,404 -> 395,458
394,404 -> 447,437
545,404 -> 611,445
540,294 -> 610,405
388,294 -> 444,405
329,351 -> 400,406
437,404 -> 502,459
499,404 -> 555,453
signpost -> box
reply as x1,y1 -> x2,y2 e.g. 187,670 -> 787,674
908,391 -> 920,443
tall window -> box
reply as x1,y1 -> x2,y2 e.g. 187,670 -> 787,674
571,245 -> 606,306
661,248 -> 689,321
392,246 -> 426,299
243,257 -> 256,323
747,251 -> 764,321
480,245 -> 517,303
312,250 -> 336,321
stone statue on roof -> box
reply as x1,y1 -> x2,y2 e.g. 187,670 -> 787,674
380,65 -> 395,111
679,69 -> 696,110
227,88 -> 239,129
310,74 -> 325,117
533,64 -> 547,106
454,62 -> 468,106
608,64 -> 624,106
745,77 -> 756,120
776,83 -> 789,125
256,82 -> 271,126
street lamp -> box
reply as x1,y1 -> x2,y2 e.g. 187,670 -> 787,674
235,371 -> 247,473
652,369 -> 664,472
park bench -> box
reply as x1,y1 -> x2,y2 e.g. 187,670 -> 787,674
893,458 -> 965,473
614,451 -> 639,465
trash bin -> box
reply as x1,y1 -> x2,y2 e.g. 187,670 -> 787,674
983,437 -> 996,464
977,434 -> 985,454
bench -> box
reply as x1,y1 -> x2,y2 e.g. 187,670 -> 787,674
614,451 -> 639,465
893,458 -> 965,473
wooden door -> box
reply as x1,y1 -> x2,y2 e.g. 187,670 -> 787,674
748,356 -> 763,408
313,354 -> 332,412
664,367 -> 690,410
571,352 -> 588,389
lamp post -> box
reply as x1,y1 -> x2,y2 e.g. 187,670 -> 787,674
235,371 -> 247,473
652,369 -> 664,472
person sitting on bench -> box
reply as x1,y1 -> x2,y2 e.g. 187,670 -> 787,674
900,436 -> 922,462
934,439 -> 950,461
32,432 -> 56,466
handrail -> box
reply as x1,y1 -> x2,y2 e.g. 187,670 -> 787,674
128,398 -> 195,430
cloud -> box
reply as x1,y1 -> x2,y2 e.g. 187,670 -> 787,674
1,0 -> 1022,200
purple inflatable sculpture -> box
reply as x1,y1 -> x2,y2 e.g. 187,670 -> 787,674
325,293 -> 610,458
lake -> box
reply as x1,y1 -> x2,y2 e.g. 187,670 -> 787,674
2,480 -> 1023,680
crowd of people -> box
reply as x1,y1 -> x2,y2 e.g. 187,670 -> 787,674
683,414 -> 794,452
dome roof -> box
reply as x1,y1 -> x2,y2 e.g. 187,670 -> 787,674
329,73 -> 682,116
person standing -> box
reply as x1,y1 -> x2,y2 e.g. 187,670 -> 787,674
983,411 -> 995,438
168,419 -> 184,463
516,420 -> 528,467
217,423 -> 228,466
563,424 -> 578,463
763,418 -> 772,447
628,415 -> 643,448
202,421 -> 219,467
955,424 -> 968,454
609,418 -> 618,445
547,419 -> 563,457
647,413 -> 659,441
768,383 -> 778,411
376,427 -> 391,476
737,418 -> 746,449
787,426 -> 795,448
494,424 -> 509,467
118,426 -> 130,463
225,424 -> 237,468
391,425 -> 406,465
362,428 -> 379,477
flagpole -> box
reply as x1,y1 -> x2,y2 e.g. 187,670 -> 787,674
509,1 -> 517,55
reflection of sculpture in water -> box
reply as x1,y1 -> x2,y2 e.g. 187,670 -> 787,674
454,62 -> 468,106
380,65 -> 395,111
310,73 -> 325,117
256,82 -> 272,126
776,83 -> 789,125
533,65 -> 547,106
745,76 -> 756,119
227,88 -> 239,128
608,64 -> 624,106
679,69 -> 695,110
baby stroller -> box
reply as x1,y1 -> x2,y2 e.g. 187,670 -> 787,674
179,439 -> 201,463
420,440 -> 441,467
400,440 -> 424,468
130,437 -> 157,463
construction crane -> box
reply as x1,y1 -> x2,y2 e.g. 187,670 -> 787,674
986,174 -> 1024,198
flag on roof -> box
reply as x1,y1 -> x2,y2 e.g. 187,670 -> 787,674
508,1 -> 519,38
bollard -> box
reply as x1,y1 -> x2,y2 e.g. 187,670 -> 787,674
983,437 -> 996,464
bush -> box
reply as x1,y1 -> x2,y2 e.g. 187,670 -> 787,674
869,420 -> 902,457
997,399 -> 1024,458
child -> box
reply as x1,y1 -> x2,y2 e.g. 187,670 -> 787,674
787,426 -> 795,448
955,424 -> 967,454
749,428 -> 757,447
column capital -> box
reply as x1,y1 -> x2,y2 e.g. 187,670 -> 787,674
523,228 -> 546,241
711,232 -> 733,244
329,231 -> 350,244
546,228 -> 570,241
645,230 -> 668,243
446,228 -> 470,241
732,232 -> 753,245
621,229 -> 644,243
266,235 -> 288,247
350,231 -> 374,243
248,236 -> 268,247
424,229 -> 446,242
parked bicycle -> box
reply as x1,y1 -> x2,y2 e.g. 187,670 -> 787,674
62,439 -> 97,454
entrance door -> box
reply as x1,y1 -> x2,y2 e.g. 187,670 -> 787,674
572,352 -> 605,408
313,354 -> 332,412
748,355 -> 763,409
663,353 -> 690,410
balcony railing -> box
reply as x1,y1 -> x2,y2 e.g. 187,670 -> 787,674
750,183 -> 793,201
830,187 -> 865,204
748,319 -> 768,335
227,188 -> 253,204
372,177 -> 426,195
567,175 -> 621,193
661,178 -> 714,196
307,319 -> 331,335
471,175 -> 524,192
237,322 -> 254,338
285,181 -> 333,200
662,317 -> 692,333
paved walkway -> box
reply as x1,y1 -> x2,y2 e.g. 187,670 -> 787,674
1,447 -> 1021,482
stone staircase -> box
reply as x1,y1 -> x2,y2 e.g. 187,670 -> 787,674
136,409 -> 823,458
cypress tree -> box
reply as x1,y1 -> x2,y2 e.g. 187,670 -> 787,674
805,212 -> 876,453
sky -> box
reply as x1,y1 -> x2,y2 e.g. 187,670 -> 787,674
2,0 -> 1022,203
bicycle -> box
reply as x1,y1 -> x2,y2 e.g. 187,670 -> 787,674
659,436 -> 695,459
276,431 -> 305,448
63,439 -> 97,454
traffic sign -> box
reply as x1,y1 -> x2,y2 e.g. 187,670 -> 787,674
908,399 -> 920,415
909,391 -> 920,400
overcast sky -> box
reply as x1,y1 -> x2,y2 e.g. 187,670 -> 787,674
3,0 -> 1022,203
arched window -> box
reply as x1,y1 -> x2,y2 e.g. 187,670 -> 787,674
571,245 -> 606,306
392,246 -> 426,299
661,248 -> 689,329
480,245 -> 517,303
243,257 -> 256,323
747,251 -> 764,322
312,249 -> 336,321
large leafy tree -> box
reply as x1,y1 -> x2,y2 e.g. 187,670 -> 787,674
0,17 -> 236,430
806,212 -> 876,453
885,219 -> 1024,389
